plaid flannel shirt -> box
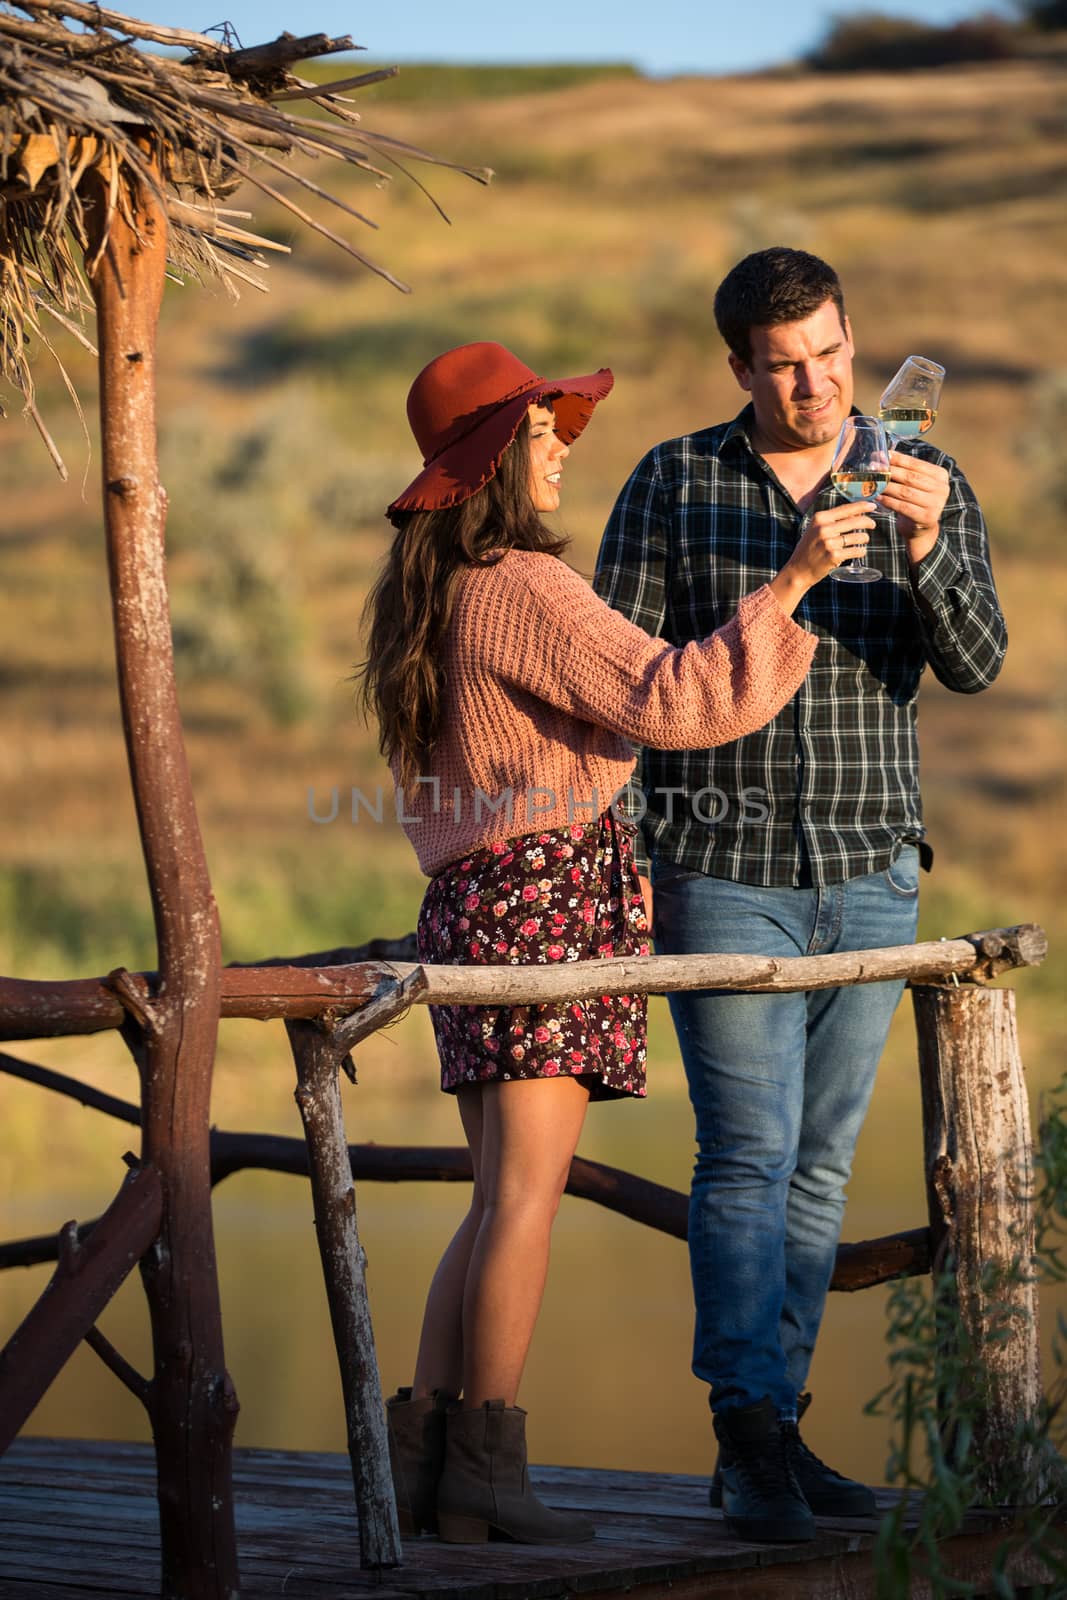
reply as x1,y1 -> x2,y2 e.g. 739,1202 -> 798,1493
593,405 -> 1007,887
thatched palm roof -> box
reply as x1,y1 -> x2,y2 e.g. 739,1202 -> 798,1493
0,0 -> 490,468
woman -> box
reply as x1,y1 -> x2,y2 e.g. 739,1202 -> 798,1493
358,341 -> 872,1546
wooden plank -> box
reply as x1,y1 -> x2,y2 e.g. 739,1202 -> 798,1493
0,1472 -> 152,1498
0,1553 -> 156,1594
528,1471 -> 737,1518
0,1509 -> 846,1600
0,1585 -> 156,1600
1,1436 -> 152,1464
0,1489 -> 161,1525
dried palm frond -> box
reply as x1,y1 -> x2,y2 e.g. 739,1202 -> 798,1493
0,1 -> 492,471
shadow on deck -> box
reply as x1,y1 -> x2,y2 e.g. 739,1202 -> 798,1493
0,1437 -> 1048,1600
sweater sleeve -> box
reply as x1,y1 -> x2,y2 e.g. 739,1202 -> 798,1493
470,552 -> 817,752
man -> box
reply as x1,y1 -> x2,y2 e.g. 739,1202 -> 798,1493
594,247 -> 1006,1544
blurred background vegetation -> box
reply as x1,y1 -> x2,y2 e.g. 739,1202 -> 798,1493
1,25 -> 1065,1485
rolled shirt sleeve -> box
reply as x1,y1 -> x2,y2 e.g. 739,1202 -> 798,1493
909,458 -> 1007,694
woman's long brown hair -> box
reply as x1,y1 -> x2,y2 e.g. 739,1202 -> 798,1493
357,417 -> 568,789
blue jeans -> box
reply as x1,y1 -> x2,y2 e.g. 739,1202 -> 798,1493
652,849 -> 920,1419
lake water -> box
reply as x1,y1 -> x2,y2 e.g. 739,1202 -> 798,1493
2,997 -> 1060,1491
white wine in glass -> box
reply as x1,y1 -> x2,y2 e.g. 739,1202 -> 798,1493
879,355 -> 944,439
829,416 -> 888,584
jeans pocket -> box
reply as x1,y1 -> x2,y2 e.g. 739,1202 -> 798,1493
652,860 -> 707,890
884,845 -> 920,898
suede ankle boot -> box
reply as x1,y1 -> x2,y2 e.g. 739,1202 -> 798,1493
436,1400 -> 596,1545
712,1397 -> 815,1543
385,1386 -> 451,1536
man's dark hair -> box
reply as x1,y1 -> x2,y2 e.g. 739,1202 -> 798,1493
714,248 -> 847,367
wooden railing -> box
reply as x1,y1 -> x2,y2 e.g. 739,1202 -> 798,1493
0,921 -> 1048,1576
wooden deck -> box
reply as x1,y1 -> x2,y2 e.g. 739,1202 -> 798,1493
0,1437 -> 1049,1599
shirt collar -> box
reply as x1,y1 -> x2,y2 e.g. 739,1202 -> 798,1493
722,404 -> 757,457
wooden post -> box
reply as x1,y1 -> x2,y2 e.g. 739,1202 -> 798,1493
84,161 -> 239,1598
913,983 -> 1042,1502
287,1021 -> 402,1569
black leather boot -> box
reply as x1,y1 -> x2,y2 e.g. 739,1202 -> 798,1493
437,1400 -> 595,1544
709,1392 -> 876,1518
712,1397 -> 815,1543
385,1386 -> 451,1536
781,1393 -> 877,1515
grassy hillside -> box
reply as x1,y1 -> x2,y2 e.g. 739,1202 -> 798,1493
4,55 -> 1064,1024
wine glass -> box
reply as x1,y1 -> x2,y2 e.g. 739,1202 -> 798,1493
829,415 -> 888,584
879,355 -> 944,439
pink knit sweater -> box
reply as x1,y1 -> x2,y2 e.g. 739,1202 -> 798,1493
395,550 -> 817,876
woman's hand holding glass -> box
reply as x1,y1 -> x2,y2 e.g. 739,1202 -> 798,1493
769,500 -> 876,615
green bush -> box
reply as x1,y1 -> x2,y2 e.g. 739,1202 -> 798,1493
809,12 -> 1020,71
869,1078 -> 1067,1597
1017,0 -> 1067,30
161,401 -> 338,728
0,849 -> 423,978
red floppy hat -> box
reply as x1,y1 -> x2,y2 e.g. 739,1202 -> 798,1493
387,341 -> 614,519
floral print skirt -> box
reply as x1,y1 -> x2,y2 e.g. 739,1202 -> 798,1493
417,812 -> 650,1099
